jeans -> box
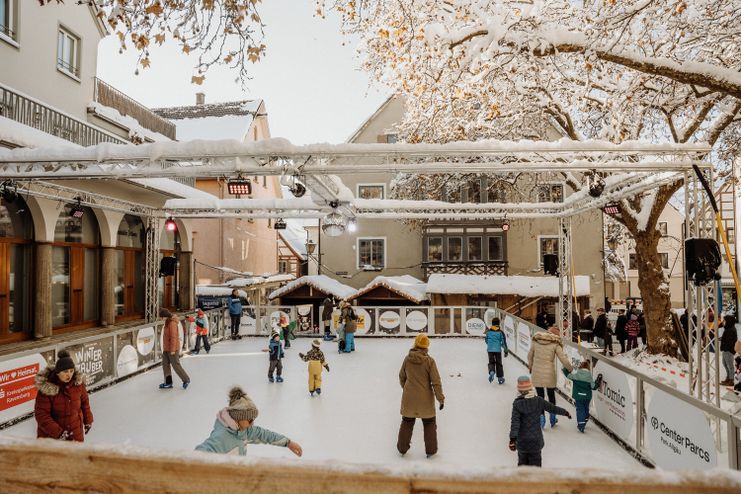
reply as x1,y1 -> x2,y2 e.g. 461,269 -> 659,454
282,327 -> 291,348
397,416 -> 437,456
536,387 -> 557,423
487,351 -> 503,378
575,399 -> 590,430
344,332 -> 355,352
517,450 -> 542,467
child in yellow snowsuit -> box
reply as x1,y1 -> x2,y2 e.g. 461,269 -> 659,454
299,339 -> 330,396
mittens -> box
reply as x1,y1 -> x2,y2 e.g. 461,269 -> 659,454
84,423 -> 92,434
298,353 -> 305,359
439,402 -> 444,411
59,430 -> 72,441
508,439 -> 517,451
324,364 -> 330,372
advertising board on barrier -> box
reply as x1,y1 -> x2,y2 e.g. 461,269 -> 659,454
466,317 -> 486,336
136,327 -> 155,355
65,338 -> 115,388
379,310 -> 400,333
593,361 -> 634,439
515,321 -> 532,361
116,345 -> 139,378
502,318 -> 516,355
353,308 -> 372,334
405,310 -> 428,332
0,353 -> 48,423
647,388 -> 717,470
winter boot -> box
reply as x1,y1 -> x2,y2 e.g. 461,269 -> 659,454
159,383 -> 173,389
488,371 -> 495,383
498,377 -> 505,385
276,376 -> 284,383
550,414 -> 558,428
578,424 -> 585,433
268,377 -> 275,383
316,388 -> 321,395
182,381 -> 190,390
310,390 -> 314,396
540,415 -> 546,430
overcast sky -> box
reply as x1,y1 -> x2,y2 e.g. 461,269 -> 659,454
96,1 -> 389,144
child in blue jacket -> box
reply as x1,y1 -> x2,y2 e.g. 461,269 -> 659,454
195,387 -> 302,457
485,318 -> 508,384
562,361 -> 603,432
263,332 -> 284,383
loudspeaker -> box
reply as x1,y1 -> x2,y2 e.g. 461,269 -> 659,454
685,238 -> 721,286
543,254 -> 559,276
159,256 -> 177,277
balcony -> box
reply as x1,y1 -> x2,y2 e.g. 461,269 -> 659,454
422,261 -> 508,277
93,78 -> 177,141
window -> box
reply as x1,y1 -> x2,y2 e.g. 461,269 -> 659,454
115,215 -> 145,321
658,222 -> 668,236
427,237 -> 443,262
448,237 -> 463,261
629,253 -> 637,270
659,253 -> 669,269
0,195 -> 33,342
466,177 -> 482,203
488,236 -> 503,261
358,238 -> 385,269
539,236 -> 559,266
278,260 -> 289,274
357,184 -> 385,200
384,133 -> 398,143
536,184 -> 564,203
57,27 -> 80,78
468,237 -> 482,261
0,0 -> 17,42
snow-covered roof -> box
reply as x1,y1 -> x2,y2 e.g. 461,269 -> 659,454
278,223 -> 309,261
225,274 -> 295,288
195,286 -> 249,298
349,275 -> 428,303
88,102 -> 171,142
268,275 -> 356,300
426,274 -> 590,297
0,116 -> 79,149
153,100 -> 262,141
128,178 -> 217,200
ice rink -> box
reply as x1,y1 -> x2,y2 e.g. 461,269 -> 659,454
1,337 -> 641,472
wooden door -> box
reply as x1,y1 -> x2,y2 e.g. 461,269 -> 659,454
70,247 -> 84,324
0,243 -> 8,336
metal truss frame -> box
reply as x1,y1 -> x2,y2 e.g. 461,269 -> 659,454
144,216 -> 160,323
558,217 -> 574,340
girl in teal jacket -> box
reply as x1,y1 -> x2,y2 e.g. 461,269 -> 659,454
195,387 -> 303,457
562,362 -> 603,433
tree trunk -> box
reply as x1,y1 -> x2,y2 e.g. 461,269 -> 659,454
633,229 -> 678,356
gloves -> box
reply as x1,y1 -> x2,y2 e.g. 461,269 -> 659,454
504,349 -> 509,357
439,402 -> 444,411
565,412 -> 572,420
508,439 -> 517,451
59,430 -> 72,441
324,364 -> 330,372
595,373 -> 603,387
84,423 -> 92,434
298,353 -> 305,359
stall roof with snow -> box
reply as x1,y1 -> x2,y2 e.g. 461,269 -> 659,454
426,274 -> 591,298
268,275 -> 357,301
348,275 -> 428,304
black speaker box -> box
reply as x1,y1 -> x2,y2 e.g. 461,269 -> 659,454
543,254 -> 559,276
160,256 -> 177,277
685,238 -> 721,286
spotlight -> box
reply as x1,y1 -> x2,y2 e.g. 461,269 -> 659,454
1,182 -> 17,203
603,204 -> 621,216
165,217 -> 177,232
347,218 -> 357,233
290,181 -> 306,198
501,222 -> 510,232
70,197 -> 84,219
588,173 -> 605,198
227,176 -> 252,196
274,218 -> 287,230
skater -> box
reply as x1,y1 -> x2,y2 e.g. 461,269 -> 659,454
228,289 -> 243,340
159,308 -> 190,389
321,297 -> 334,340
528,326 -> 572,429
397,334 -> 445,458
278,312 -> 293,349
193,309 -> 211,354
340,301 -> 357,353
34,350 -> 93,442
195,386 -> 303,457
626,313 -> 640,351
615,309 -> 628,354
263,331 -> 284,383
508,375 -> 571,467
299,339 -> 330,396
484,317 -> 508,384
562,362 -> 603,432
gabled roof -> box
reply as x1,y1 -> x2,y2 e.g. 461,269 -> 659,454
278,223 -> 308,261
153,100 -> 263,141
348,275 -> 428,303
268,275 -> 356,300
426,274 -> 591,298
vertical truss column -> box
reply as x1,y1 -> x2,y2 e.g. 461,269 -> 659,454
558,217 -> 573,340
145,216 -> 161,323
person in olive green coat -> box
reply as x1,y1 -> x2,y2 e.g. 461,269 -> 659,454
397,334 -> 445,458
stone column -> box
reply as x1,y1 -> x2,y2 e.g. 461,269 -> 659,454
178,251 -> 193,310
101,247 -> 117,326
34,243 -> 52,339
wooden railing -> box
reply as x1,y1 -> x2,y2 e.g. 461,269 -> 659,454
0,439 -> 738,494
0,83 -> 126,146
93,77 -> 177,140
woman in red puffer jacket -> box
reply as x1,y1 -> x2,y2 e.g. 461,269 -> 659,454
34,350 -> 93,442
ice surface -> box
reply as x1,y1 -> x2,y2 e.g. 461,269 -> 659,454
0,338 -> 641,472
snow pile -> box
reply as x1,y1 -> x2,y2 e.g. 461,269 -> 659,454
88,102 -> 171,142
268,275 -> 356,300
350,275 -> 428,303
0,116 -> 79,148
426,274 -> 590,297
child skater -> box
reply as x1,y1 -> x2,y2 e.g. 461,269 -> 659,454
509,375 -> 571,467
262,331 -> 284,383
193,309 -> 211,354
195,386 -> 302,457
299,339 -> 330,396
562,362 -> 603,432
485,317 -> 509,384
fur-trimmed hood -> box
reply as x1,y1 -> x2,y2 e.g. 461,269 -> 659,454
35,365 -> 85,396
532,331 -> 563,346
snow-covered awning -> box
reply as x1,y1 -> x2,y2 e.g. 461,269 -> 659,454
226,274 -> 295,288
426,274 -> 590,298
348,275 -> 428,304
268,275 -> 356,301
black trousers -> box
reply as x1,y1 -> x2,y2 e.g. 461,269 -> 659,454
230,315 -> 240,337
397,416 -> 437,456
536,387 -> 556,416
618,338 -> 626,353
487,351 -> 503,378
194,334 -> 210,352
517,450 -> 542,467
268,360 -> 283,378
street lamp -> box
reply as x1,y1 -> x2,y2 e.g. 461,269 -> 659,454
305,237 -> 320,275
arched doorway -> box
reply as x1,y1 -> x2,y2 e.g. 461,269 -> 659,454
115,214 -> 145,321
0,195 -> 33,342
52,204 -> 100,331
159,226 -> 180,311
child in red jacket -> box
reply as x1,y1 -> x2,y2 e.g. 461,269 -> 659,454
626,314 -> 641,351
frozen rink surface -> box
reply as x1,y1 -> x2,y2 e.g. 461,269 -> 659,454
1,337 -> 642,472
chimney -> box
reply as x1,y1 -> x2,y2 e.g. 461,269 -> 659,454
195,92 -> 205,105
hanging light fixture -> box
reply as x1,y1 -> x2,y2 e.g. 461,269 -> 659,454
274,218 -> 287,230
322,204 -> 346,237
227,175 -> 252,196
70,197 -> 84,219
165,217 -> 177,232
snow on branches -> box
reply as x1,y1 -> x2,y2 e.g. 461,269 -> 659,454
50,0 -> 266,84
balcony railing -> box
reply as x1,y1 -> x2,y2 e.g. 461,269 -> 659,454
422,260 -> 508,277
93,78 -> 177,140
0,83 -> 126,146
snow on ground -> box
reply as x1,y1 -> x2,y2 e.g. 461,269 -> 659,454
0,338 -> 640,472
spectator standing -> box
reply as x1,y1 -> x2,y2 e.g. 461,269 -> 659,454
615,309 -> 628,353
720,315 -> 737,385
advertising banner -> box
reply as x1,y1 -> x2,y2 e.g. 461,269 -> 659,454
116,345 -> 139,378
405,309 -> 428,333
484,308 -> 499,327
0,352 -> 48,423
593,361 -> 634,440
353,308 -> 372,335
378,310 -> 401,334
466,317 -> 486,336
502,317 -> 516,355
647,388 -> 717,470
515,320 -> 532,361
64,337 -> 115,388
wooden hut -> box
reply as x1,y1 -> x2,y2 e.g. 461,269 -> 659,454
348,275 -> 428,306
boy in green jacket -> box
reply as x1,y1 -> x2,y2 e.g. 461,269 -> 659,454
562,362 -> 603,433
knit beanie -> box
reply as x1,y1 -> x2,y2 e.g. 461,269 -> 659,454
159,308 -> 172,318
54,350 -> 75,373
517,375 -> 533,393
414,333 -> 430,349
312,339 -> 321,348
227,387 -> 259,423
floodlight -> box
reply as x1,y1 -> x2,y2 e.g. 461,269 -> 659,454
227,177 -> 252,196
603,204 -> 621,216
165,217 -> 177,232
274,219 -> 287,230
70,197 -> 84,219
